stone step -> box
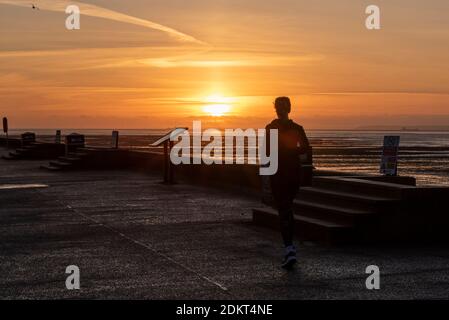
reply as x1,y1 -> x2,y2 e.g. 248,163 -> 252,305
252,207 -> 354,244
293,199 -> 374,225
298,187 -> 399,212
49,160 -> 73,168
39,165 -> 63,171
58,156 -> 81,162
68,151 -> 89,157
312,177 -> 414,198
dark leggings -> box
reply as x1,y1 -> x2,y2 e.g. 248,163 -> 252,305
271,177 -> 299,247
277,199 -> 295,247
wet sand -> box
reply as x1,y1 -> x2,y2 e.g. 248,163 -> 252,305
7,132 -> 448,186
1,147 -> 449,299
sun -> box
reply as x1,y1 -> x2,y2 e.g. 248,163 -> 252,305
203,104 -> 231,117
202,94 -> 233,117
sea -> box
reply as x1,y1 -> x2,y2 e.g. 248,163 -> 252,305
6,129 -> 449,186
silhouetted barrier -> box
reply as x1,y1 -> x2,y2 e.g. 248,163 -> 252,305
65,133 -> 85,156
21,132 -> 36,146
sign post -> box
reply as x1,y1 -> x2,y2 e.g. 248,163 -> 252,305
380,136 -> 400,176
112,131 -> 119,149
2,117 -> 8,149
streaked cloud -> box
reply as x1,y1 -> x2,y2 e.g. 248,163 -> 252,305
0,0 -> 205,44
137,53 -> 325,68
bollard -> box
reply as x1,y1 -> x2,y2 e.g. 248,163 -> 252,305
3,117 -> 8,149
55,130 -> 61,144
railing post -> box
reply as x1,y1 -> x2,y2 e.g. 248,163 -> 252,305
168,140 -> 175,184
163,141 -> 169,183
150,128 -> 187,185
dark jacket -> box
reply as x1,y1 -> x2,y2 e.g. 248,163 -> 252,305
265,119 -> 310,203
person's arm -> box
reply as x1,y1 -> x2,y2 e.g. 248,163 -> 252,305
298,125 -> 310,154
264,124 -> 271,164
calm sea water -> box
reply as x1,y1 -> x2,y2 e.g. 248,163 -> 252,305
7,129 -> 449,186
308,131 -> 449,186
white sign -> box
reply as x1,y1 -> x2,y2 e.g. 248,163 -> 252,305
380,136 -> 400,176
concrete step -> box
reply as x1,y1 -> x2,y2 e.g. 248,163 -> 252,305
68,151 -> 89,157
312,177 -> 414,199
49,160 -> 73,168
58,156 -> 81,162
40,165 -> 63,171
253,207 -> 354,244
293,199 -> 374,225
298,187 -> 399,212
8,151 -> 23,158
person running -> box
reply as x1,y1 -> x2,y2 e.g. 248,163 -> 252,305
265,97 -> 310,269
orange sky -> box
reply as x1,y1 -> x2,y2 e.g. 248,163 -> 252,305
0,0 -> 448,129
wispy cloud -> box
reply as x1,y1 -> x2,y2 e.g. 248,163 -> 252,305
136,53 -> 325,68
0,0 -> 205,45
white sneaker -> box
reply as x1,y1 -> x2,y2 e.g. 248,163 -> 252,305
281,245 -> 297,270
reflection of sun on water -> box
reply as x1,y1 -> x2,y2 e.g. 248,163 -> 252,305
202,94 -> 233,117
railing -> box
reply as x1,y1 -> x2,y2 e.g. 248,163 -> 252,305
149,128 -> 188,184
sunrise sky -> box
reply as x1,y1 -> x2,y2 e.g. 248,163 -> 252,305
0,0 -> 448,129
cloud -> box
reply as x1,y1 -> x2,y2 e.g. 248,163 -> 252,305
137,53 -> 325,68
0,0 -> 205,45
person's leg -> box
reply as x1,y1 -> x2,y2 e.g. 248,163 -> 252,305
271,177 -> 298,269
278,198 -> 297,269
278,201 -> 294,247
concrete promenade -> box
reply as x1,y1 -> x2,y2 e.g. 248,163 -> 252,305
1,148 -> 449,299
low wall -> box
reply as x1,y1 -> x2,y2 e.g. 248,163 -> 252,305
76,148 -> 418,194
0,137 -> 22,148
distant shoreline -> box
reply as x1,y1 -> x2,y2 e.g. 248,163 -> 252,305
6,128 -> 449,132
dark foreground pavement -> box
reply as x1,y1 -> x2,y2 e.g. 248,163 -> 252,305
1,148 -> 449,299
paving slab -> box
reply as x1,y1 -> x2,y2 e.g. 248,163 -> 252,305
1,148 -> 449,299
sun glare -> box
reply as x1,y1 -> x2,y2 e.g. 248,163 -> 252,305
202,94 -> 233,117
